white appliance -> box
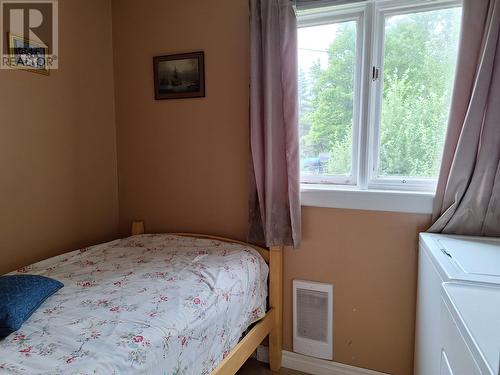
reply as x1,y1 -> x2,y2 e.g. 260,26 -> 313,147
440,282 -> 500,375
415,233 -> 500,375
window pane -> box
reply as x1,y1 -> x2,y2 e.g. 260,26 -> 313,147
298,21 -> 357,180
377,7 -> 462,179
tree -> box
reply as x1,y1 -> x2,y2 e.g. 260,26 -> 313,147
379,9 -> 461,177
301,22 -> 356,175
299,8 -> 462,178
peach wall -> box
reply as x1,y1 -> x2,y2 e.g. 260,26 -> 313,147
0,0 -> 119,274
112,1 -> 429,374
284,208 -> 430,375
112,0 -> 250,240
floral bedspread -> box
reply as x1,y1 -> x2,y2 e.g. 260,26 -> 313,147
0,234 -> 268,375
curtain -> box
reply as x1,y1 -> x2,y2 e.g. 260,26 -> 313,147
248,0 -> 301,247
430,0 -> 500,236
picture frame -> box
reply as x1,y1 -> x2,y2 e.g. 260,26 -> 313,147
153,51 -> 205,100
8,33 -> 50,75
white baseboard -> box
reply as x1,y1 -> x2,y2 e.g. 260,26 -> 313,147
282,351 -> 390,375
255,347 -> 389,375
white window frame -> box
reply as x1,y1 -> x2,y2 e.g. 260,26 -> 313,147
298,0 -> 462,212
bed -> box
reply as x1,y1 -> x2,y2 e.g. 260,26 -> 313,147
0,225 -> 283,375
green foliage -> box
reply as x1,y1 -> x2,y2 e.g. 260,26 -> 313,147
299,8 -> 461,178
300,22 -> 356,175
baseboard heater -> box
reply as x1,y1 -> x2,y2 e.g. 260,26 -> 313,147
293,280 -> 333,360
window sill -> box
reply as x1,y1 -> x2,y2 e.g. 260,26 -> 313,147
300,184 -> 434,214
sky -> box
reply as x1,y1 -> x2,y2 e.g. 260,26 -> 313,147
298,23 -> 340,73
159,58 -> 197,74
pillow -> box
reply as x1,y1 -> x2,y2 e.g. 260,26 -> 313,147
0,275 -> 63,337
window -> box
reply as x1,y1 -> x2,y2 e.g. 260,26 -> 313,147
298,0 -> 462,193
298,19 -> 360,185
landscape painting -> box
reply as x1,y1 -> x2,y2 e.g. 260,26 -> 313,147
153,51 -> 205,100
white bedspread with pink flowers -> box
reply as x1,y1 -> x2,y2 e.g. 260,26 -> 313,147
0,234 -> 268,375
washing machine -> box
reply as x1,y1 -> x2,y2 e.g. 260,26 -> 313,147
440,282 -> 500,375
414,233 -> 500,375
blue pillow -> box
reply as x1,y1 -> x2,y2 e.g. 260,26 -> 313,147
0,275 -> 63,337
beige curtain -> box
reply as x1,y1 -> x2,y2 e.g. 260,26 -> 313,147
248,0 -> 301,247
430,0 -> 500,236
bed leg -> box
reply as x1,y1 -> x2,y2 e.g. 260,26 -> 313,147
131,221 -> 145,235
269,246 -> 283,371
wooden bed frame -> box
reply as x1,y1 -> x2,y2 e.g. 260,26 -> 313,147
131,222 -> 283,374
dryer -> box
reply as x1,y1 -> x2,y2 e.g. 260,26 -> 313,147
415,234 -> 500,375
440,282 -> 500,375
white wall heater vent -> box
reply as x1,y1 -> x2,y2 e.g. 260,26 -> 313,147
293,280 -> 333,360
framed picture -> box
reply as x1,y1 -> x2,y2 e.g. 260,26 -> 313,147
153,51 -> 205,100
8,34 -> 50,75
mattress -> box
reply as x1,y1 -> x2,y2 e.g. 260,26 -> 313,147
0,234 -> 269,375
